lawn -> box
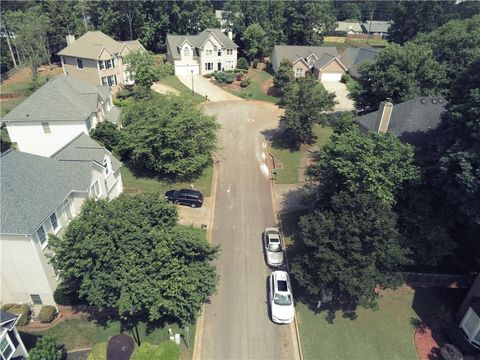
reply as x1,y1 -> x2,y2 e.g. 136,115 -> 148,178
297,286 -> 419,360
271,125 -> 334,184
160,76 -> 206,104
220,68 -> 278,103
121,164 -> 213,197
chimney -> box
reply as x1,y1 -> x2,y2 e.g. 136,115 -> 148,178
228,31 -> 233,40
376,101 -> 393,133
66,34 -> 76,46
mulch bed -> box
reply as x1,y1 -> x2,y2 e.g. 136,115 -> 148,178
414,324 -> 442,360
107,334 -> 135,360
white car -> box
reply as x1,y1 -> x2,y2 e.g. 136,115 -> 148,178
263,227 -> 284,267
269,270 -> 295,324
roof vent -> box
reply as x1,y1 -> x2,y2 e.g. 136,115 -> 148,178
432,99 -> 437,104
421,99 -> 426,104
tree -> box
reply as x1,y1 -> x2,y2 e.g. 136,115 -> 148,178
236,57 -> 249,70
241,23 -> 268,62
306,119 -> 419,205
29,336 -> 65,360
49,194 -> 219,323
123,50 -> 160,95
120,94 -> 219,179
352,43 -> 447,111
273,58 -> 295,96
338,2 -> 361,21
90,121 -> 122,152
292,191 -> 409,314
278,75 -> 336,148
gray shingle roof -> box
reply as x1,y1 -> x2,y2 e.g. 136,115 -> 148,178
339,47 -> 381,78
361,21 -> 392,34
51,133 -> 122,172
0,311 -> 18,328
1,150 -> 92,235
335,21 -> 363,33
272,45 -> 339,70
105,106 -> 121,124
2,74 -> 107,122
355,96 -> 447,145
166,28 -> 238,59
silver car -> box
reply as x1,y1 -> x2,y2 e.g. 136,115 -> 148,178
263,227 -> 285,267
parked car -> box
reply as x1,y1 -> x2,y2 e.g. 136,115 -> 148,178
164,189 -> 204,208
263,227 -> 284,267
269,270 -> 295,324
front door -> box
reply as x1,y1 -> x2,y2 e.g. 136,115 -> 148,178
218,62 -> 222,71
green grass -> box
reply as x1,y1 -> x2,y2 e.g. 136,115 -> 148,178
121,164 -> 213,197
297,286 -> 419,360
222,69 -> 278,103
87,342 -> 107,360
322,41 -> 352,47
1,97 -> 25,117
131,341 -> 180,360
346,38 -> 390,48
161,76 -> 206,104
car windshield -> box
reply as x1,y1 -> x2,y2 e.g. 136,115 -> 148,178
268,242 -> 282,252
274,293 -> 292,306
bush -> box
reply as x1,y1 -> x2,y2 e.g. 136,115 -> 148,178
116,90 -> 132,100
236,73 -> 243,81
440,344 -> 463,360
29,336 -> 65,360
253,59 -> 259,69
341,73 -> 352,84
90,121 -> 122,152
1,304 -> 31,326
240,78 -> 251,88
158,62 -> 174,78
53,282 -> 84,306
113,98 -> 132,108
215,71 -> 235,84
131,342 -> 180,360
204,73 -> 213,78
237,57 -> 249,70
37,305 -> 57,323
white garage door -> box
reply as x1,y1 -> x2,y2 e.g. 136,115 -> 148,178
175,65 -> 199,76
321,72 -> 343,82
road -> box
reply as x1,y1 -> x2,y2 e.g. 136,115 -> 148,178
198,101 -> 297,360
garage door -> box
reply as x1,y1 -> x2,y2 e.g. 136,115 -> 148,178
175,65 -> 199,76
321,72 -> 342,81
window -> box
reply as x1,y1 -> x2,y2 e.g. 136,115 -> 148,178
101,76 -> 108,85
205,62 -> 214,71
101,76 -> 117,86
99,60 -> 105,70
105,59 -> 112,69
184,48 -> 190,57
103,158 -> 110,175
49,212 -> 58,230
295,68 -> 304,78
42,122 -> 51,134
0,337 -> 13,360
227,49 -> 233,55
206,49 -> 213,56
218,50 -> 222,56
225,60 -> 234,70
36,226 -> 46,244
461,308 -> 480,348
91,180 -> 101,197
30,294 -> 42,305
76,58 -> 83,69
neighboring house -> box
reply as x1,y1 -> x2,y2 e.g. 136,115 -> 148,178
166,28 -> 238,75
457,274 -> 480,349
2,74 -> 120,157
0,134 -> 123,307
335,21 -> 363,34
0,311 -> 28,360
361,21 -> 392,37
355,97 -> 447,147
58,31 -> 145,87
270,45 -> 381,81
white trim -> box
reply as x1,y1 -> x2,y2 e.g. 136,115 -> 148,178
460,307 -> 480,348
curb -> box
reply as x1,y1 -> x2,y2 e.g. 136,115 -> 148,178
267,145 -> 304,360
192,160 -> 218,360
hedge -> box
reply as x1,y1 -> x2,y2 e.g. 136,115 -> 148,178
37,305 -> 57,323
1,304 -> 31,326
240,78 -> 251,88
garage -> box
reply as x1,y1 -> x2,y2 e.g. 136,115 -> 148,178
320,72 -> 343,81
174,64 -> 199,76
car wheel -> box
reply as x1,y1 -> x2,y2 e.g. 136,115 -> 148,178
190,203 -> 196,208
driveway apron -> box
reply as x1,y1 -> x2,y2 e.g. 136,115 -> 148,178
177,75 -> 242,102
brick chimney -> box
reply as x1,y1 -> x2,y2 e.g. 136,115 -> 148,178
66,34 -> 76,46
376,101 -> 393,133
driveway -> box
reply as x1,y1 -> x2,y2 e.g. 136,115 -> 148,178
321,81 -> 355,111
198,101 -> 298,359
177,75 -> 242,102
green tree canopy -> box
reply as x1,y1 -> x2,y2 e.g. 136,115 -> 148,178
29,336 -> 65,360
352,43 -> 447,111
90,121 -> 122,152
273,58 -> 295,96
50,194 -> 219,323
337,2 -> 361,21
292,191 -> 409,315
279,75 -> 336,148
120,94 -> 219,179
123,50 -> 160,95
306,119 -> 419,205
241,23 -> 268,62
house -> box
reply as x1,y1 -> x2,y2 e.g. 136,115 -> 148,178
335,21 -> 363,34
355,97 -> 447,146
0,311 -> 28,360
2,74 -> 120,157
166,28 -> 238,75
270,45 -> 381,81
457,274 -> 480,349
58,30 -> 145,87
0,134 -> 123,307
361,21 -> 392,38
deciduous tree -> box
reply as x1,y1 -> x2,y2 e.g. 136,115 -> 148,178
123,50 -> 160,96
241,23 -> 268,62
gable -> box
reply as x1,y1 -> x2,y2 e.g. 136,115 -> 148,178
321,58 -> 347,72
201,34 -> 223,49
98,46 -> 115,60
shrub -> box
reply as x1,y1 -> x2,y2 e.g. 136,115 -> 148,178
90,121 -> 122,152
236,73 -> 243,81
116,90 -> 132,100
53,282 -> 84,306
1,304 -> 31,326
204,73 -> 213,78
240,78 -> 251,88
253,59 -> 259,69
37,305 -> 57,323
158,62 -> 174,78
29,336 -> 65,360
440,344 -> 463,360
237,57 -> 249,70
215,71 -> 235,84
113,98 -> 132,108
341,73 -> 352,84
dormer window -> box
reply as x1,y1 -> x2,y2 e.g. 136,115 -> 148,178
184,48 -> 190,56
103,157 -> 111,176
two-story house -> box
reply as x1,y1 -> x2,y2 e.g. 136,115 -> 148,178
0,133 -> 123,307
2,74 -> 120,157
166,28 -> 238,76
58,31 -> 145,87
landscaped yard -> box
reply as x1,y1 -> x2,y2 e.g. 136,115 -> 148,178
160,75 -> 206,104
121,164 -> 213,197
218,68 -> 278,103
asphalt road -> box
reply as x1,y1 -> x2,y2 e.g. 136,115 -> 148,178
199,101 -> 297,360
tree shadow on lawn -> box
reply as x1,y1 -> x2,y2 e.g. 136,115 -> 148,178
126,161 -> 207,184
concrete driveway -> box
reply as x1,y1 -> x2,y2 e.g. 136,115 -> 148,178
177,75 -> 242,102
322,81 -> 355,111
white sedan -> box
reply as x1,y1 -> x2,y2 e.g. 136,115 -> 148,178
269,270 -> 295,324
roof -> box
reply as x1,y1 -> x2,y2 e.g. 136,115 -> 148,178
362,21 -> 392,34
1,149 -> 92,235
339,47 -> 381,78
166,28 -> 238,59
2,74 -> 108,123
0,311 -> 18,329
51,133 -> 122,173
58,31 -> 144,59
105,106 -> 121,124
355,96 -> 447,144
335,21 -> 363,33
272,45 -> 339,69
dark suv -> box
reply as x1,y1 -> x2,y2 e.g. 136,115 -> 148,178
164,189 -> 204,208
